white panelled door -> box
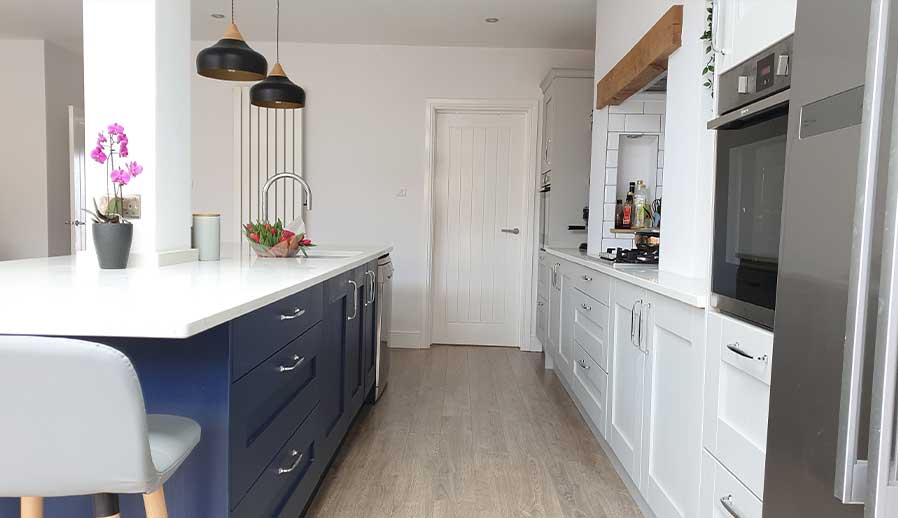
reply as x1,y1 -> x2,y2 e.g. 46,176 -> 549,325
431,112 -> 527,346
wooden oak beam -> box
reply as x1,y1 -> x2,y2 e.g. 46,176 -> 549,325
596,5 -> 683,110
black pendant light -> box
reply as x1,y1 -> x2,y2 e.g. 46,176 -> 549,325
196,0 -> 268,81
250,0 -> 305,109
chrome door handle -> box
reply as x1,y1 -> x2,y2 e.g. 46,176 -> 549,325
278,354 -> 305,373
638,301 -> 648,354
582,275 -> 593,282
277,449 -> 304,475
581,303 -> 592,312
630,300 -> 639,347
501,228 -> 520,235
719,495 -> 743,518
347,280 -> 359,320
577,359 -> 590,370
366,271 -> 376,304
280,307 -> 306,321
65,220 -> 85,226
726,343 -> 769,363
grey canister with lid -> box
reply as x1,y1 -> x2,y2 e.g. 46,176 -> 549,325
192,214 -> 221,261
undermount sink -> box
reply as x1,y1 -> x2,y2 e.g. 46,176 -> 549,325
301,250 -> 363,259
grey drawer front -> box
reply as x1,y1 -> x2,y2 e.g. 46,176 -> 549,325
230,324 -> 322,507
231,405 -> 323,518
232,283 -> 323,380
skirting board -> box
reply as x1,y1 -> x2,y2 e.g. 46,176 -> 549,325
391,331 -> 426,349
549,359 -> 657,518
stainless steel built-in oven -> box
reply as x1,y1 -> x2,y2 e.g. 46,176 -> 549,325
708,36 -> 793,329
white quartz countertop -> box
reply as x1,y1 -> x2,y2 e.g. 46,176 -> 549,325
0,245 -> 392,339
543,248 -> 709,308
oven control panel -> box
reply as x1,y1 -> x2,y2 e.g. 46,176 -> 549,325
719,35 -> 793,115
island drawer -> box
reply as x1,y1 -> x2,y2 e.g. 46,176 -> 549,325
231,404 -> 323,518
232,283 -> 324,380
230,324 -> 322,506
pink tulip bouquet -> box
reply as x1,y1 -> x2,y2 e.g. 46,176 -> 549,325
85,123 -> 144,224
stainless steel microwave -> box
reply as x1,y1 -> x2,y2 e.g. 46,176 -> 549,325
707,36 -> 793,329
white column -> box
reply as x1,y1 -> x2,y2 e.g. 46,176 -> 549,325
83,0 -> 193,262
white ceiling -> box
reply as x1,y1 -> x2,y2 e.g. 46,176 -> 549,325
0,0 -> 596,53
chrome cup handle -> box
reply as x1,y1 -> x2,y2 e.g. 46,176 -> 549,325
277,450 -> 304,475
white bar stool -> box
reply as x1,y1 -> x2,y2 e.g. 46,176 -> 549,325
0,336 -> 202,518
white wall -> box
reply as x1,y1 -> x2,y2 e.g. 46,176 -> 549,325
43,42 -> 84,257
192,42 -> 594,347
0,40 -> 48,261
0,40 -> 84,261
587,0 -> 715,283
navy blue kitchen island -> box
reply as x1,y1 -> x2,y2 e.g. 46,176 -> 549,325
0,257 -> 382,518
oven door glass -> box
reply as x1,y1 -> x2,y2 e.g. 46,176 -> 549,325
713,104 -> 788,315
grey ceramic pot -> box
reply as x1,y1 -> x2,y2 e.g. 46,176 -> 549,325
92,223 -> 133,269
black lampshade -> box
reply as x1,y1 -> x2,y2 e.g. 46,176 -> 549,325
196,23 -> 268,81
250,64 -> 306,109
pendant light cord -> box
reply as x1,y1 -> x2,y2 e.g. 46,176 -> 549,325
276,0 -> 280,63
231,0 -> 235,23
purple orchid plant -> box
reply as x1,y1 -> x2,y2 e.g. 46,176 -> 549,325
86,122 -> 144,224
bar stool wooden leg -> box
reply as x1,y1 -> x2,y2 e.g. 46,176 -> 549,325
143,486 -> 169,518
20,497 -> 43,518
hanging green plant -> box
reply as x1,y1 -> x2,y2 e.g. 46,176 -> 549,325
701,1 -> 716,94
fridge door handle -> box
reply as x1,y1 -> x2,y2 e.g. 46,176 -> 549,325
835,0 -> 893,504
866,7 -> 898,506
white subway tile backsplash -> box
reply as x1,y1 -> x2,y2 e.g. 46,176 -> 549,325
610,101 -> 645,114
606,150 -> 619,168
602,221 -> 614,238
606,168 -> 617,185
604,185 -> 616,203
604,202 -> 617,221
609,114 -> 626,132
607,132 -> 620,150
643,100 -> 666,114
625,114 -> 662,133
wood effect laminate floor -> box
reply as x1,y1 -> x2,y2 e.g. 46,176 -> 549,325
305,346 -> 642,518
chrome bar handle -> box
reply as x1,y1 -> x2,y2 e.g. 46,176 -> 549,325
867,1 -> 898,507
368,271 -> 377,304
280,308 -> 306,321
277,354 -> 305,373
630,301 -> 639,347
836,0 -> 892,503
719,495 -> 743,518
638,301 -> 648,354
347,280 -> 359,321
582,275 -> 593,282
363,271 -> 375,306
277,450 -> 304,475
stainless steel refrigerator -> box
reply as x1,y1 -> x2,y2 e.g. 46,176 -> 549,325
765,0 -> 898,516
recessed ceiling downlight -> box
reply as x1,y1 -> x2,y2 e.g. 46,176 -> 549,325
485,17 -> 500,23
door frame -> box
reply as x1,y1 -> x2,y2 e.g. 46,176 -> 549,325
422,98 -> 541,351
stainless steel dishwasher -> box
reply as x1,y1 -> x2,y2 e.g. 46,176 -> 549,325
374,254 -> 393,400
